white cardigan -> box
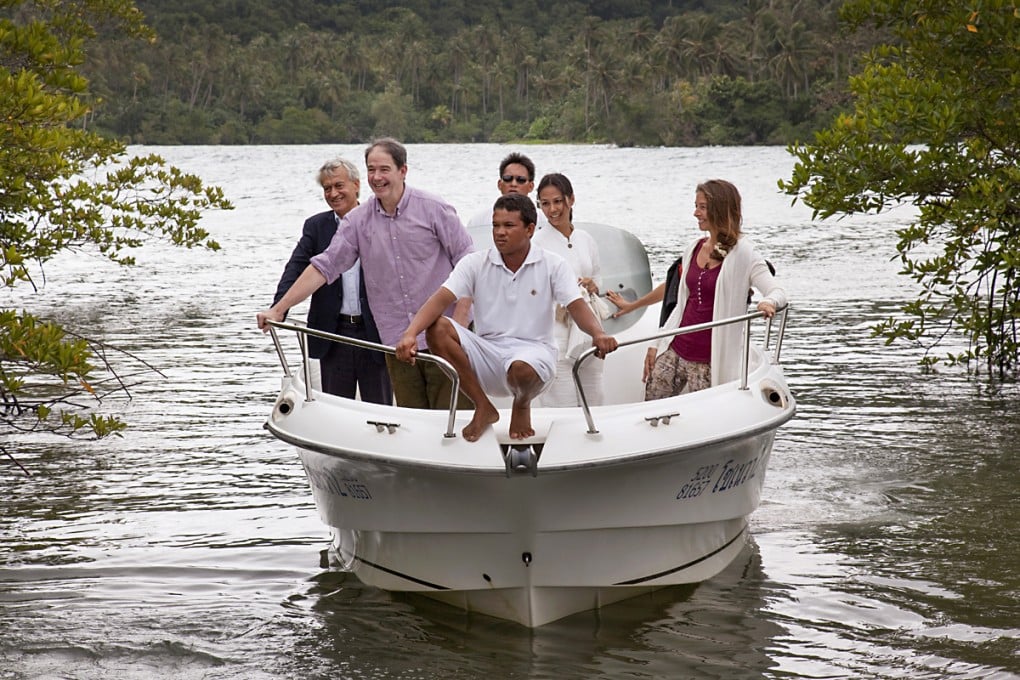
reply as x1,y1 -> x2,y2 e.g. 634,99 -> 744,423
653,237 -> 786,386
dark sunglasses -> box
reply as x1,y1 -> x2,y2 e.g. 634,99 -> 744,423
501,174 -> 530,184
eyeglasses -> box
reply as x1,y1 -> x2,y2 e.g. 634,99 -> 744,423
501,174 -> 530,184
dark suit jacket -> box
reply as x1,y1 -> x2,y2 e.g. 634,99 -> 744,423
273,209 -> 384,362
661,254 -> 685,327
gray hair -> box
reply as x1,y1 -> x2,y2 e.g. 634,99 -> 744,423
317,157 -> 361,185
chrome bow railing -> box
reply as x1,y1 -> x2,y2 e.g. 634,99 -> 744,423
571,304 -> 789,434
264,319 -> 461,438
264,304 -> 788,439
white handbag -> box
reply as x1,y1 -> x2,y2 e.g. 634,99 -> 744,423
587,291 -> 614,320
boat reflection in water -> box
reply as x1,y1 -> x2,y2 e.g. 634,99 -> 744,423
303,540 -> 786,678
262,224 -> 795,627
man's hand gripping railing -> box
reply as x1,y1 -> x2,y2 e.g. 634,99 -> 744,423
264,319 -> 461,438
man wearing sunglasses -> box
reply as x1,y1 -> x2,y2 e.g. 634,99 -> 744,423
466,152 -> 549,229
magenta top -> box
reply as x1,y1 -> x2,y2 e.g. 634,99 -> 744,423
670,240 -> 720,363
310,185 -> 474,348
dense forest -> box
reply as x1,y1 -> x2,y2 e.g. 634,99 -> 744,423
79,0 -> 876,146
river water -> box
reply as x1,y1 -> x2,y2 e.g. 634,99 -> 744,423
2,144 -> 1018,679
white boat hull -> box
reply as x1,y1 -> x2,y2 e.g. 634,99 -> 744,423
267,331 -> 793,626
264,227 -> 794,626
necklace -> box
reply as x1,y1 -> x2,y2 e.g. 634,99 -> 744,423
698,238 -> 721,269
694,253 -> 720,308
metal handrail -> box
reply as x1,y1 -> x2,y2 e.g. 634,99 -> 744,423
572,304 -> 790,434
265,304 -> 788,440
264,319 -> 462,438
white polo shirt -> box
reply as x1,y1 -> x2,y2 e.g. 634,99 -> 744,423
442,245 -> 582,350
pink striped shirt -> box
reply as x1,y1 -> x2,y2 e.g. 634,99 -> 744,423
310,185 -> 474,348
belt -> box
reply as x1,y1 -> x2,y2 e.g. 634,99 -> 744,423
338,314 -> 363,325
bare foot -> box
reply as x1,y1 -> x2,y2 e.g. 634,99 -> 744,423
508,402 -> 535,440
462,404 -> 499,442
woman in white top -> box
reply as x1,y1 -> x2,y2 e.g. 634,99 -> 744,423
532,173 -> 605,407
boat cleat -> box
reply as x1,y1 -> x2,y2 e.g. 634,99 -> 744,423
367,420 -> 400,434
644,412 -> 679,427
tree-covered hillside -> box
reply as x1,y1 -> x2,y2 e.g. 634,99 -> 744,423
80,0 -> 866,145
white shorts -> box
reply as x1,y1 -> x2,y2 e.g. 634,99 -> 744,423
450,321 -> 557,398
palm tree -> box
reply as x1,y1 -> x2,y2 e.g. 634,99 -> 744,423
502,24 -> 531,104
342,36 -> 374,92
520,54 -> 537,119
530,62 -> 564,105
469,23 -> 497,116
442,31 -> 473,117
680,13 -> 720,78
571,16 -> 605,132
651,15 -> 687,90
768,18 -> 817,97
402,39 -> 429,104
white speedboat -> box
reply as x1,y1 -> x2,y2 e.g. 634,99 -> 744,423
263,224 -> 795,627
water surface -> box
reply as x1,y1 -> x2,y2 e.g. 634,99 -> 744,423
2,144 -> 1017,679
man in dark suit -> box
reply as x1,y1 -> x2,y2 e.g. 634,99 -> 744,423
272,157 -> 392,404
